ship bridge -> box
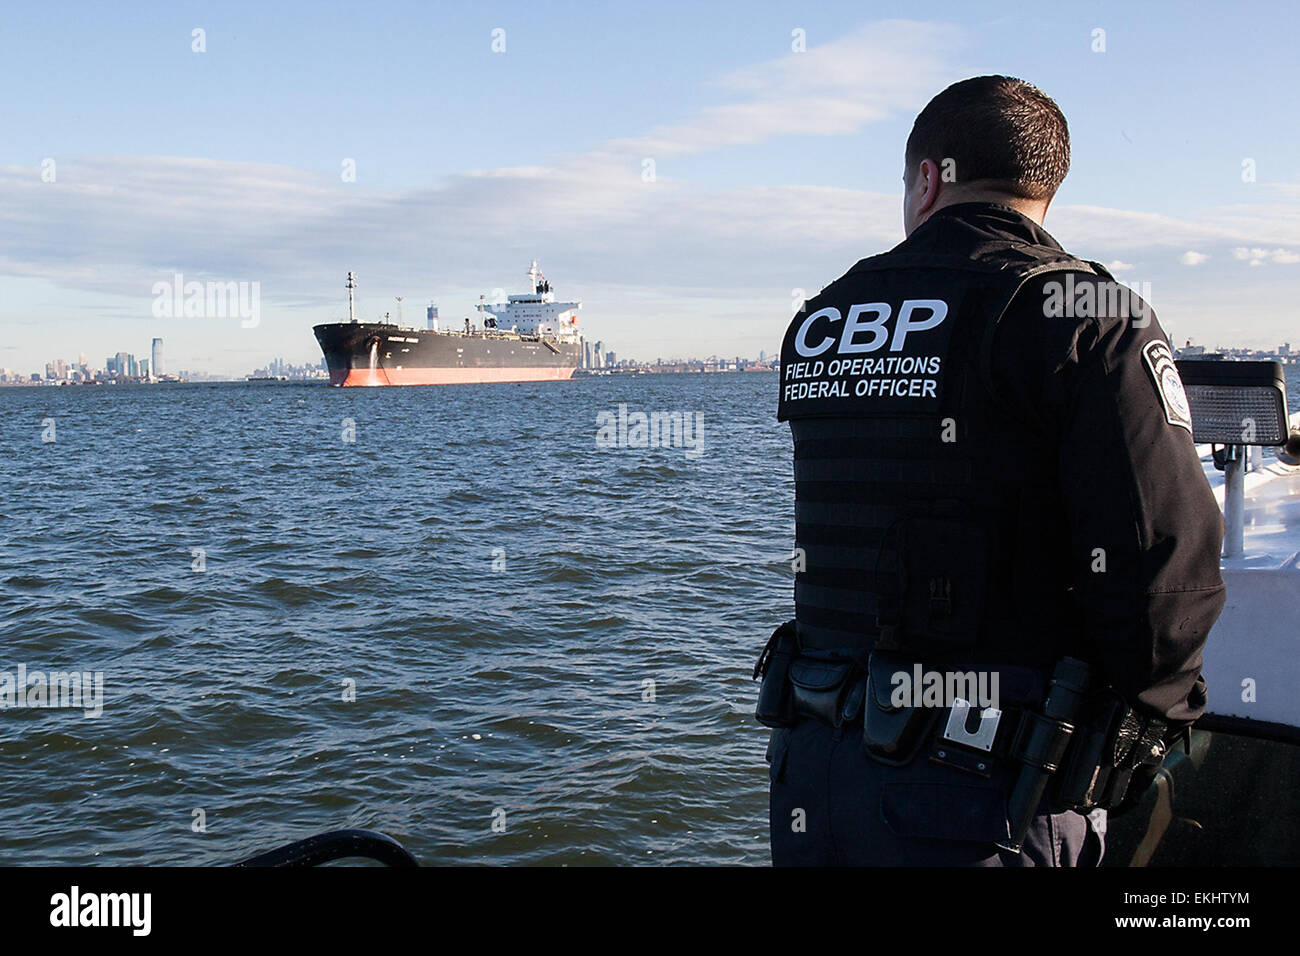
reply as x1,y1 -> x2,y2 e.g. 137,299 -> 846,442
476,260 -> 581,339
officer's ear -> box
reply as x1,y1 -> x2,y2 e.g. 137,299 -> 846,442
913,158 -> 943,212
903,157 -> 943,234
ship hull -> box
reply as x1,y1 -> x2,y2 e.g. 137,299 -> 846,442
313,322 -> 579,387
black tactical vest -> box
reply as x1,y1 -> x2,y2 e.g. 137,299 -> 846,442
779,238 -> 1110,665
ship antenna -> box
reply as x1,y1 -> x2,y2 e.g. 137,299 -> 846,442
347,271 -> 357,324
395,295 -> 403,327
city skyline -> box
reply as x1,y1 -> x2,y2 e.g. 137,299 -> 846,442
15,330 -> 1300,386
2,3 -> 1299,376
4,335 -> 173,384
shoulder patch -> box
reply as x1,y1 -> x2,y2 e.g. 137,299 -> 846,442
1141,340 -> 1193,433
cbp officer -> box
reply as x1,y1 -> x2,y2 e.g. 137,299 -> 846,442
757,76 -> 1225,866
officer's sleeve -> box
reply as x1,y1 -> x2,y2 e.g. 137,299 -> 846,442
1001,274 -> 1226,725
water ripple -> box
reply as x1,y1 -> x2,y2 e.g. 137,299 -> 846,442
0,374 -> 790,865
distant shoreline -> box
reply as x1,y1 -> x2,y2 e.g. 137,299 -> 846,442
2,367 -> 782,388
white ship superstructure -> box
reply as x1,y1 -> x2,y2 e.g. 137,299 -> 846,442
476,260 -> 581,340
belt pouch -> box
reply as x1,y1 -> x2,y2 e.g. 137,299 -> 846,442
862,652 -> 935,765
755,621 -> 798,728
789,657 -> 854,727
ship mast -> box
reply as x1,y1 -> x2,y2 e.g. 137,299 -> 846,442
347,271 -> 357,323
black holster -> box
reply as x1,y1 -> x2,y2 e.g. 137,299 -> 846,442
1054,691 -> 1171,812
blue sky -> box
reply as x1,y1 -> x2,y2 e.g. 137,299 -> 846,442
2,1 -> 1298,375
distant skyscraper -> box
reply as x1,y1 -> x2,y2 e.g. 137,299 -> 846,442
151,338 -> 164,379
593,340 -> 604,369
606,351 -> 616,367
139,359 -> 149,379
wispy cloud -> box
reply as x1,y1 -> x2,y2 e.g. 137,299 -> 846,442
1233,246 -> 1300,266
613,20 -> 961,158
2,19 -> 1299,370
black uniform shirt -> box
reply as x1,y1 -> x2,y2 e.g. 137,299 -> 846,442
907,203 -> 1224,725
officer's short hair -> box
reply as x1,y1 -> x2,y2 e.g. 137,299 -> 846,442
905,75 -> 1070,201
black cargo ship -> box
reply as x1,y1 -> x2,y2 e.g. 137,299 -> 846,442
314,263 -> 582,387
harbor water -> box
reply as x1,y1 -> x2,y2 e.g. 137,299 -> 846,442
0,373 -> 790,865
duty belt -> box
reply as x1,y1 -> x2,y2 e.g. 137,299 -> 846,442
754,622 -> 1038,778
754,623 -> 1177,846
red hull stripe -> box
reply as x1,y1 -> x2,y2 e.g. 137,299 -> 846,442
331,366 -> 577,387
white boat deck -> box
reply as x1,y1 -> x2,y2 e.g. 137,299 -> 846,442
1197,412 -> 1300,731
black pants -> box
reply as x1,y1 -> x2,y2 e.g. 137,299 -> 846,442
768,719 -> 1105,866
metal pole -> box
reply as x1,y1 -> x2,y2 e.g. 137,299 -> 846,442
1223,445 -> 1245,558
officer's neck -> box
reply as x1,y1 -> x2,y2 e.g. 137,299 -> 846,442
909,188 -> 1050,238
917,190 -> 1051,231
